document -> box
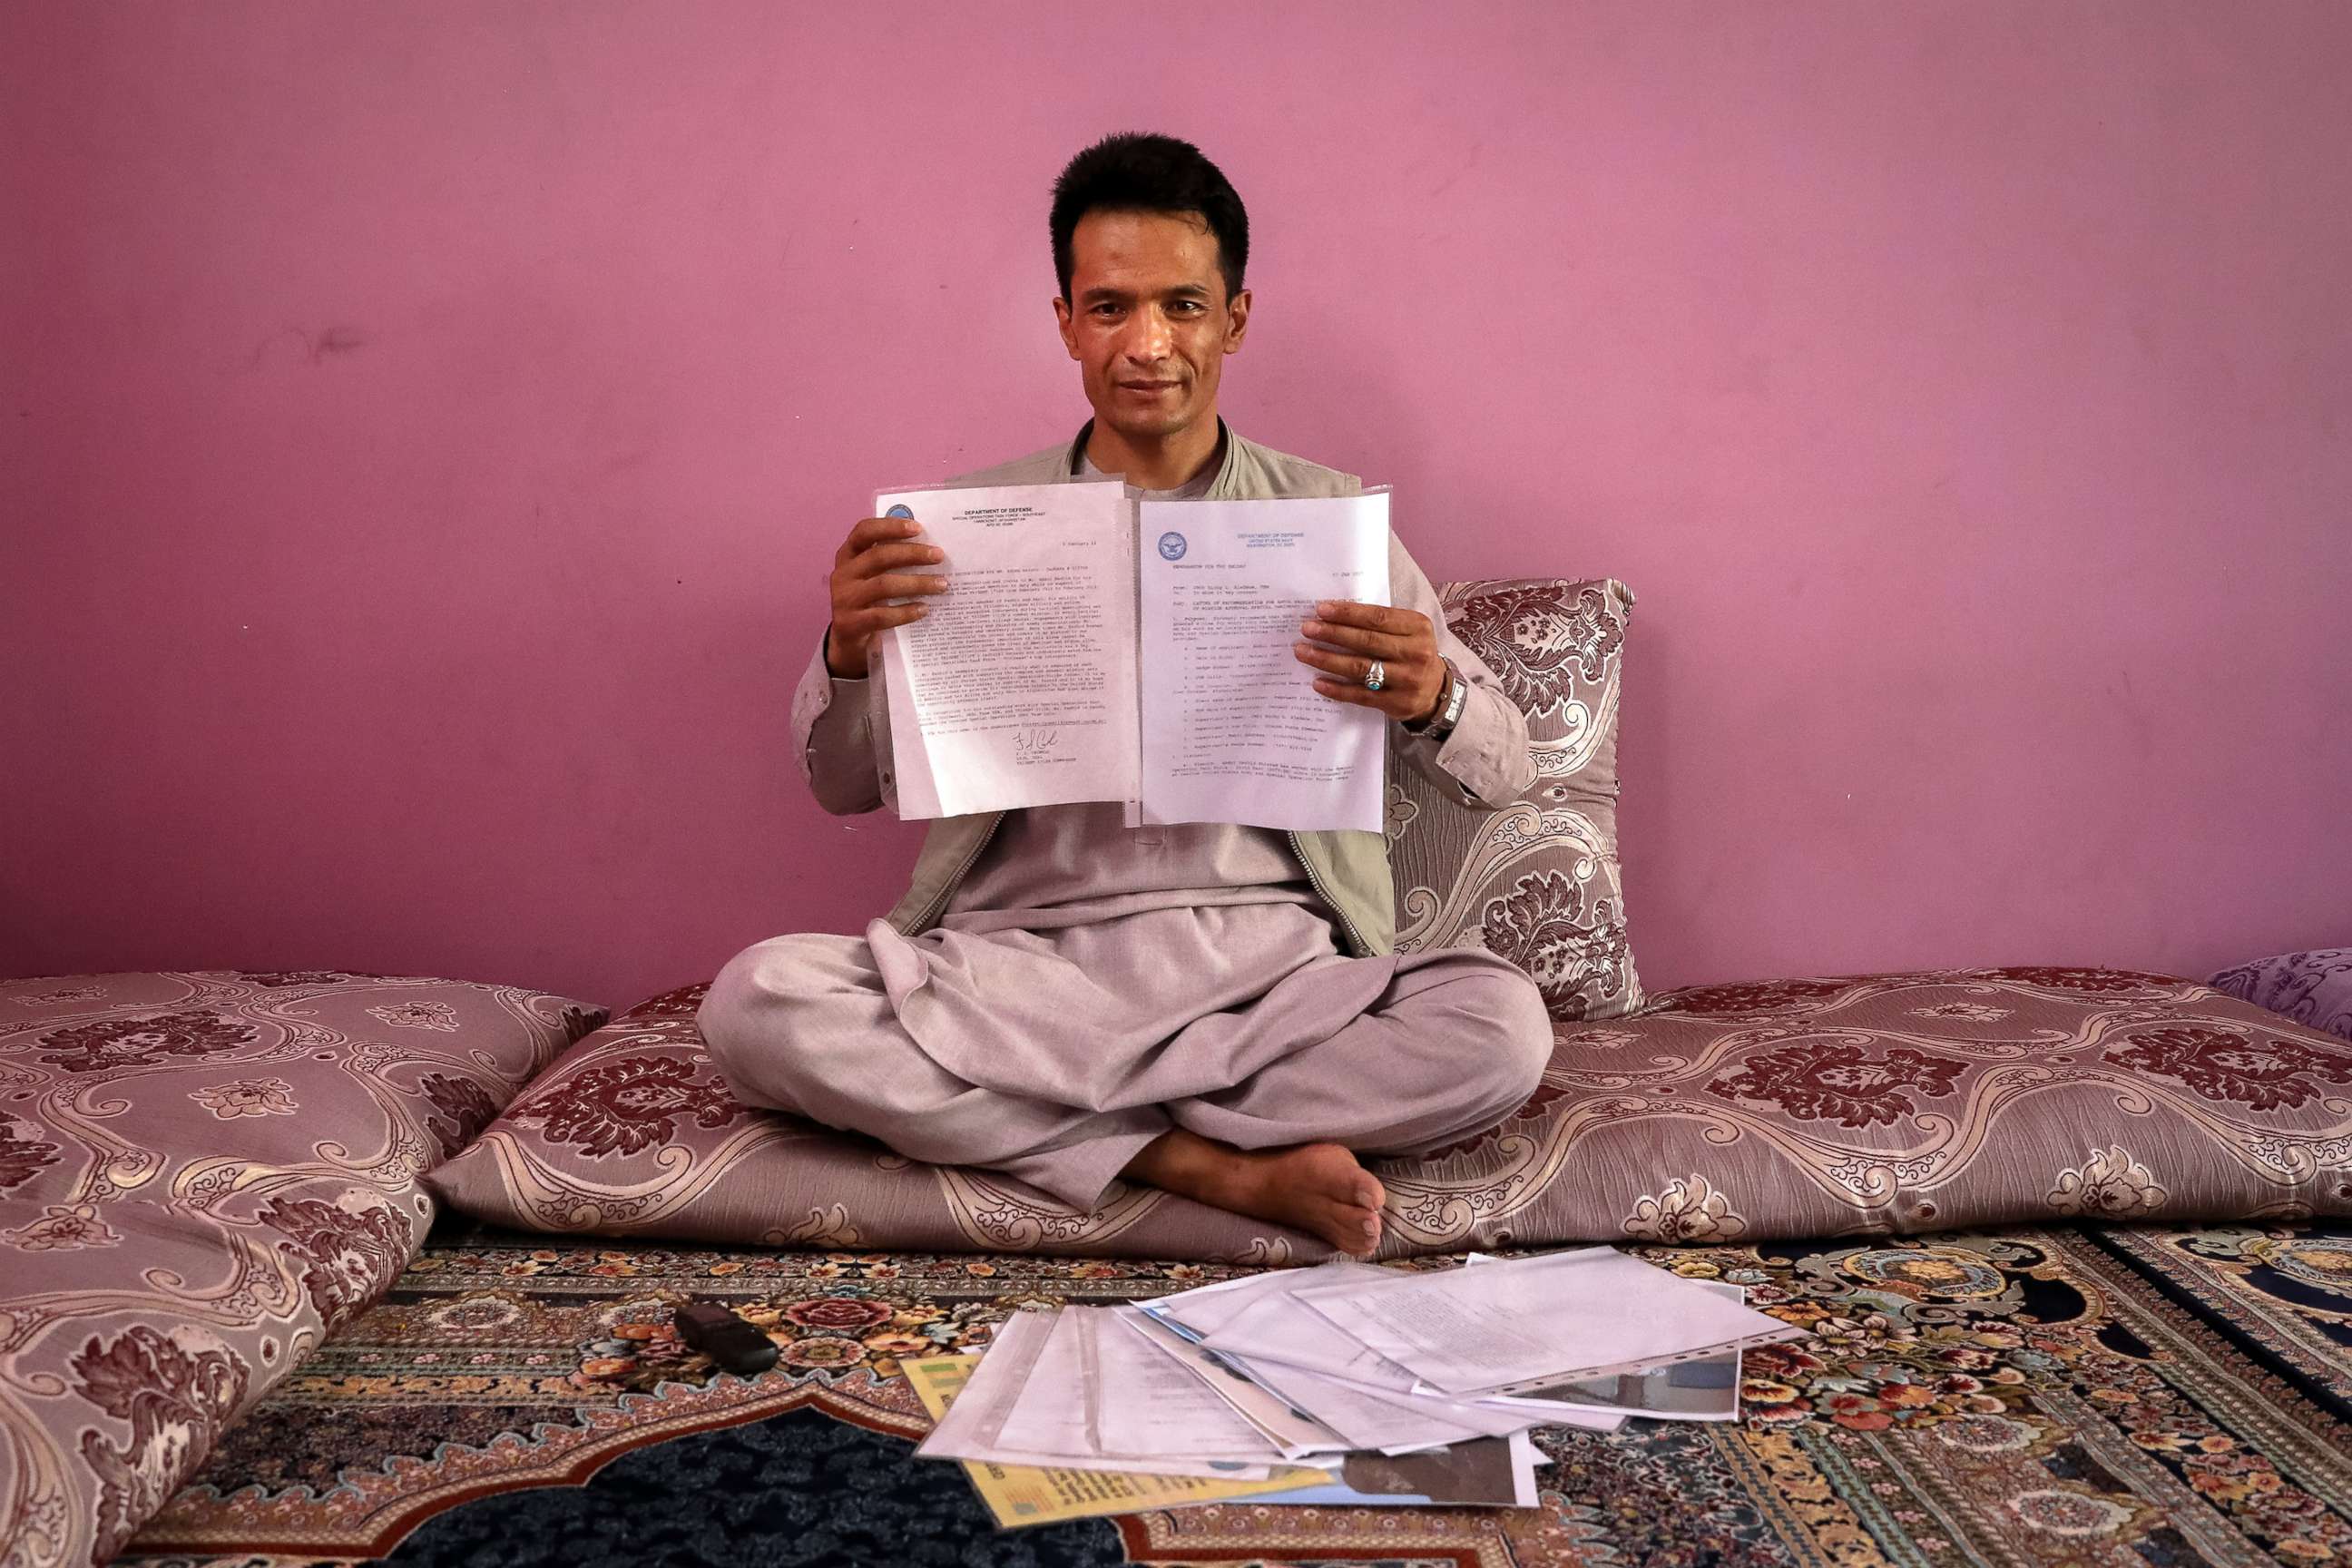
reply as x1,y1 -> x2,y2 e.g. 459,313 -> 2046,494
902,1354 -> 1332,1529
1085,1308 -> 1282,1460
1001,1308 -> 1282,1470
1221,1353 -> 1485,1452
899,1252 -> 1785,1527
1135,495 -> 1389,830
1116,1307 -> 1350,1459
877,481 -> 1138,819
908,1353 -> 1542,1520
1147,1265 -> 1614,1449
875,482 -> 1390,830
1198,1292 -> 1620,1441
1144,1259 -> 1379,1338
1458,1255 -> 1748,1422
1293,1248 -> 1802,1397
991,1308 -> 1105,1460
1486,1348 -> 1745,1423
916,1310 -> 1286,1478
1201,1287 -> 1416,1384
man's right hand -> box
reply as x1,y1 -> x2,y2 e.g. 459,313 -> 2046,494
824,516 -> 948,678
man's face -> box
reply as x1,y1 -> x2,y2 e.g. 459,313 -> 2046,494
1054,209 -> 1250,446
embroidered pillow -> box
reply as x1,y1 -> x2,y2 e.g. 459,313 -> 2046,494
1387,577 -> 1642,1019
2208,949 -> 2352,1044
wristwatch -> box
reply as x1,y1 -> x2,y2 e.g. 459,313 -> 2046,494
1405,658 -> 1468,746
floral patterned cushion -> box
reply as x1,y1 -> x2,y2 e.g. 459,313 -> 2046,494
2208,949 -> 2352,1044
431,966 -> 2352,1265
0,971 -> 602,1568
1387,577 -> 1642,1019
1386,965 -> 2352,1249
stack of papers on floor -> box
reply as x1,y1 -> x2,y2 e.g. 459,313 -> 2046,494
907,1246 -> 1805,1527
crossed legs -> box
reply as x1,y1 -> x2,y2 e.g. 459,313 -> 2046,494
699,933 -> 1552,1255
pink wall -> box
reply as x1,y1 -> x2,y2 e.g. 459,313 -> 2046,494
5,3 -> 2347,1011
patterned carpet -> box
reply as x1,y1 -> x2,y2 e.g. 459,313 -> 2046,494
115,1221 -> 2352,1567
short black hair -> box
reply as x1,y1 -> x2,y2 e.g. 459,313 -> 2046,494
1050,132 -> 1249,303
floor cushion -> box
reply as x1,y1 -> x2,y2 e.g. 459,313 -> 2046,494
1387,965 -> 2352,1249
1387,577 -> 1642,1020
0,970 -> 602,1568
2209,948 -> 2352,1044
429,966 -> 2352,1263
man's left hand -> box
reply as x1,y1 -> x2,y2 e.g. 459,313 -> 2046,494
1294,601 -> 1446,725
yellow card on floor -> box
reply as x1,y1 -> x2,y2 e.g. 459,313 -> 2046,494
900,1355 -> 1329,1528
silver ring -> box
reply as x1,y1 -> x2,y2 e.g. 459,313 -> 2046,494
1363,660 -> 1386,691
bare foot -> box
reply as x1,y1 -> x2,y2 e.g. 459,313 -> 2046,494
1122,1130 -> 1387,1257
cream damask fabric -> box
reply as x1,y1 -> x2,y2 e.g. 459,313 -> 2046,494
431,966 -> 2352,1264
0,971 -> 599,1568
1384,965 -> 2352,1250
1386,577 -> 1642,1019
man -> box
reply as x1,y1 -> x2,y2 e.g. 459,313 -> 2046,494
700,133 -> 1550,1257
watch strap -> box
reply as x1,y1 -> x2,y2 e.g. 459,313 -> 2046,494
1407,658 -> 1468,743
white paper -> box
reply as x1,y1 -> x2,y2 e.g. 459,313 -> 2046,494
1141,1271 -> 1481,1451
1203,1288 -> 1418,1387
873,482 -> 1392,829
876,480 -> 1137,818
1146,1260 -> 1380,1339
992,1307 -> 1096,1457
914,1309 -> 1054,1461
1086,1308 -> 1281,1460
1510,1429 -> 1543,1507
1152,1261 -> 1616,1441
1120,1306 -> 1350,1458
915,1309 -> 1282,1478
1295,1248 -> 1803,1396
1202,1292 -> 1619,1439
1135,492 -> 1390,831
1237,1355 -> 1498,1453
1459,1256 -> 1748,1422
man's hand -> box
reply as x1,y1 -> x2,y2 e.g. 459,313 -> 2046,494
824,516 -> 948,679
1293,600 -> 1447,725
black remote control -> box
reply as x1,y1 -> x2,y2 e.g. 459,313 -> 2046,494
673,1301 -> 780,1376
